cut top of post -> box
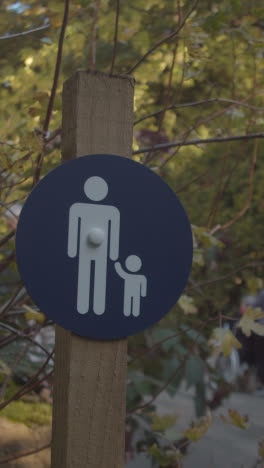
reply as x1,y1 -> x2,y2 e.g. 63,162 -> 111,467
62,70 -> 135,161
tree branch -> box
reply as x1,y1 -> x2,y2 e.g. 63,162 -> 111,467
211,130 -> 258,232
186,262 -> 264,291
126,0 -> 199,75
0,350 -> 54,411
91,0 -> 101,70
110,0 -> 120,75
0,24 -> 50,40
0,442 -> 51,465
134,98 -> 264,125
34,0 -> 70,185
133,133 -> 264,155
0,229 -> 15,249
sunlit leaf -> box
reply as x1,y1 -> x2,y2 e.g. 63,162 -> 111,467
24,305 -> 45,324
151,413 -> 178,432
184,409 -> 212,442
221,409 -> 249,429
237,307 -> 264,337
193,249 -> 205,266
209,327 -> 242,357
246,277 -> 263,295
178,295 -> 198,315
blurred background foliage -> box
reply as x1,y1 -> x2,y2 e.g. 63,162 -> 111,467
1,0 -> 264,465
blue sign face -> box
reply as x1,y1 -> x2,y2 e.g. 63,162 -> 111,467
16,154 -> 193,339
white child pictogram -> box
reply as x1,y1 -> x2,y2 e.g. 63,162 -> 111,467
67,176 -> 120,315
115,255 -> 147,317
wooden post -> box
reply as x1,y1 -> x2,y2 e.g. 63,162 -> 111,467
51,71 -> 134,468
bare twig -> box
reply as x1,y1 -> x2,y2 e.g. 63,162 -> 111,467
0,251 -> 15,274
0,322 -> 44,401
186,262 -> 264,291
143,19 -> 180,166
0,350 -> 54,411
91,0 -> 101,70
0,442 -> 51,465
0,201 -> 19,219
134,98 -> 264,125
34,0 -> 70,184
126,0 -> 199,75
110,0 -> 120,74
0,286 -> 26,319
0,322 -> 54,359
0,24 -> 50,40
133,133 -> 264,155
0,229 -> 15,249
212,140 -> 258,233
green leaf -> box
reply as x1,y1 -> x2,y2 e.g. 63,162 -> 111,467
179,325 -> 206,344
127,370 -> 153,395
152,327 -> 180,352
148,443 -> 178,467
194,381 -> 206,418
185,355 -> 204,389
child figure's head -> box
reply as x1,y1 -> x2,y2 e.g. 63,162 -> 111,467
125,255 -> 142,272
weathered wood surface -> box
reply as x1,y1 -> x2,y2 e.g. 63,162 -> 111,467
51,70 -> 134,468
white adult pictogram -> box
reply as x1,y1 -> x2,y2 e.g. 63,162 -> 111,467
67,176 -> 120,315
115,255 -> 147,317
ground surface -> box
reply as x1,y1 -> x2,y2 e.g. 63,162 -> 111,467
127,389 -> 264,468
0,388 -> 263,467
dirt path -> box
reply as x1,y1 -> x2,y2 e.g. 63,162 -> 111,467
127,390 -> 264,468
0,418 -> 51,468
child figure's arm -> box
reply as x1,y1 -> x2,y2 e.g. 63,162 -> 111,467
115,262 -> 127,280
140,276 -> 147,297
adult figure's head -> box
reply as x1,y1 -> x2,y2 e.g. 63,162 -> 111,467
84,176 -> 108,201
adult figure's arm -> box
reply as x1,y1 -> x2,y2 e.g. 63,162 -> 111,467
67,204 -> 79,258
141,276 -> 147,297
109,207 -> 120,260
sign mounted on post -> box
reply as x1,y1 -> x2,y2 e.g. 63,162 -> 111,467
16,154 -> 193,339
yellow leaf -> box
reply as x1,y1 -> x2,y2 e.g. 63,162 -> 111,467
184,409 -> 212,442
24,305 -> 45,324
209,327 -> 242,358
237,307 -> 264,337
246,277 -> 263,295
178,295 -> 198,315
221,409 -> 249,429
151,413 -> 178,432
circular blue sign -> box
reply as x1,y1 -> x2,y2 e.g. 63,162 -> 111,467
16,154 -> 193,339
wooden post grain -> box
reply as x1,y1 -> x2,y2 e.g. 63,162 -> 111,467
51,71 -> 134,468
